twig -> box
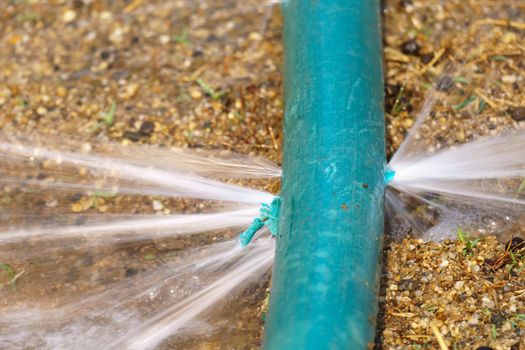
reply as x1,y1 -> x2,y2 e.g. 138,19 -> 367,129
474,19 -> 525,31
430,322 -> 449,350
418,48 -> 446,75
390,312 -> 415,317
124,0 -> 142,13
474,89 -> 498,109
267,126 -> 279,150
11,269 -> 25,286
404,334 -> 431,340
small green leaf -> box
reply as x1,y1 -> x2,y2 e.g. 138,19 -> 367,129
517,178 -> 525,194
453,95 -> 476,111
92,191 -> 116,199
469,237 -> 482,249
172,31 -> 191,46
452,76 -> 470,85
0,263 -> 14,279
391,86 -> 405,114
103,102 -> 116,126
492,55 -> 507,62
478,99 -> 488,113
17,11 -> 41,21
481,307 -> 491,315
457,227 -> 466,243
143,253 -> 156,261
196,79 -> 226,100
0,263 -> 16,291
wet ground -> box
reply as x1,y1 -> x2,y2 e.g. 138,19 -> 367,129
1,0 -> 525,349
0,0 -> 281,349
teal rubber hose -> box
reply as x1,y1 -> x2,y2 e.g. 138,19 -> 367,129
263,0 -> 385,349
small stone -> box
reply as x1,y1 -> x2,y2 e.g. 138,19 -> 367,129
125,268 -> 138,277
385,83 -> 401,97
57,86 -> 67,97
482,296 -> 495,309
454,281 -> 464,290
189,87 -> 203,99
490,313 -> 505,326
152,200 -> 163,211
400,39 -> 420,56
402,118 -> 414,129
69,193 -> 82,202
36,106 -> 47,115
73,0 -> 84,9
139,121 -> 155,136
159,35 -> 171,45
71,200 -> 88,213
248,32 -> 262,41
502,75 -> 517,84
123,131 -> 143,142
100,51 -> 111,60
120,83 -> 140,100
436,76 -> 454,92
468,314 -> 479,325
46,199 -> 58,208
508,107 -> 525,122
439,260 -> 449,268
62,9 -> 77,23
505,236 -> 525,252
509,304 -> 517,313
100,11 -> 113,21
420,53 -> 434,64
455,130 -> 465,142
398,279 -> 419,291
97,205 -> 108,213
110,28 -> 125,44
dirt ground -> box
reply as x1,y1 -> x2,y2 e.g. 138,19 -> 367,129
380,1 -> 525,349
0,0 -> 525,349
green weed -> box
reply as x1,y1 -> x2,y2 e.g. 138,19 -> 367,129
457,227 -> 481,256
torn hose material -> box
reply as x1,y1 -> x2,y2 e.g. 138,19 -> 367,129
263,0 -> 385,349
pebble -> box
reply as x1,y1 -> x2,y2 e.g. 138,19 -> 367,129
420,52 -> 434,64
506,236 -> 525,251
482,296 -> 495,309
436,76 -> 454,92
490,313 -> 505,326
125,268 -> 138,277
453,280 -> 464,290
502,75 -> 517,84
152,200 -> 163,211
189,87 -> 203,99
36,106 -> 47,115
139,121 -> 155,136
62,9 -> 77,23
159,35 -> 171,45
439,259 -> 449,268
122,131 -> 143,142
508,107 -> 525,122
120,84 -> 140,100
400,39 -> 421,56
